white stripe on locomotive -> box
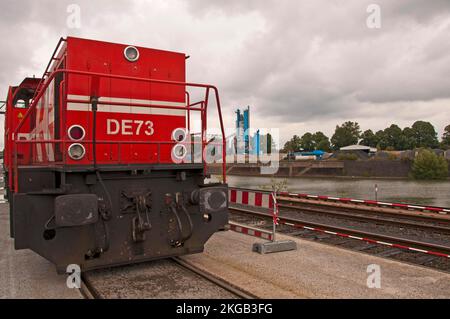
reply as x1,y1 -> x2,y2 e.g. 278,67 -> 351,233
67,94 -> 186,116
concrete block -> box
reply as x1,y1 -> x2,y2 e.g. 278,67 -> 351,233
252,240 -> 297,254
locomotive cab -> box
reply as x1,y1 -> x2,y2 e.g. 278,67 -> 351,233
3,78 -> 41,197
4,37 -> 228,273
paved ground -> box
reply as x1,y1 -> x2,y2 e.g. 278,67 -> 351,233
2,197 -> 450,299
0,203 -> 82,299
181,229 -> 450,298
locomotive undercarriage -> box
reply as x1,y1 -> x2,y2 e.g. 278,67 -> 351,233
10,164 -> 228,273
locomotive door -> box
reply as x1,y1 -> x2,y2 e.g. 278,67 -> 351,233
9,87 -> 35,166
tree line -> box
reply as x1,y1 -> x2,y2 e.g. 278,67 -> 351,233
283,121 -> 450,152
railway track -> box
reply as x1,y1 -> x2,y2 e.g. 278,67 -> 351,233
276,198 -> 450,234
229,201 -> 450,272
277,194 -> 450,223
80,257 -> 255,299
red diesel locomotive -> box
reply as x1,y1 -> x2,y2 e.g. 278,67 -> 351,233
3,37 -> 228,273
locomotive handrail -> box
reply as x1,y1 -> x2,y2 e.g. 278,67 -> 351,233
12,67 -> 227,185
31,37 -> 67,101
14,139 -> 223,167
14,69 -> 221,135
7,38 -> 232,271
13,137 -> 225,191
15,139 -> 224,145
65,97 -> 205,112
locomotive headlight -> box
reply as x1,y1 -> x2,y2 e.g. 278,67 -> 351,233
124,46 -> 139,62
68,143 -> 86,160
171,144 -> 187,162
172,128 -> 187,142
68,125 -> 86,140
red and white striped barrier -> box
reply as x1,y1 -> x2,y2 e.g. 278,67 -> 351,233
229,188 -> 274,210
277,192 -> 450,215
279,219 -> 450,258
229,188 -> 279,241
227,188 -> 450,258
228,222 -> 273,241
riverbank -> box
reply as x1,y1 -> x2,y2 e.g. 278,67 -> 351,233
211,175 -> 450,208
208,159 -> 450,179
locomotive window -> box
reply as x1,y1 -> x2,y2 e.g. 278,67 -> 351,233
14,99 -> 29,108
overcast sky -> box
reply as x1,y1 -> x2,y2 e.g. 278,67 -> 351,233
1,0 -> 450,146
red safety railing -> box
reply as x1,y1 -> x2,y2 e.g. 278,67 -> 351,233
31,37 -> 67,102
11,68 -> 227,192
14,139 -> 223,164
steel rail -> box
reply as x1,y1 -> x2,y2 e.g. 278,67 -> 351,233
277,203 -> 450,234
277,192 -> 450,214
80,274 -> 101,299
172,257 -> 256,299
229,207 -> 450,256
80,258 -> 255,299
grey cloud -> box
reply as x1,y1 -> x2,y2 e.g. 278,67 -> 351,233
1,0 -> 450,146
0,0 -> 136,97
186,0 -> 450,123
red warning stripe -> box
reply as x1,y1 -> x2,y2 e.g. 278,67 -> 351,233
230,189 -> 237,203
242,191 -> 249,205
229,188 -> 274,210
255,192 -> 263,207
228,222 -> 273,241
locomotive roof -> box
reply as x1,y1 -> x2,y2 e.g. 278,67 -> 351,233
14,77 -> 41,89
66,36 -> 186,56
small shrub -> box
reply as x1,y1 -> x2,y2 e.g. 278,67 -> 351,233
411,149 -> 448,180
400,157 -> 412,163
260,178 -> 288,193
387,153 -> 398,160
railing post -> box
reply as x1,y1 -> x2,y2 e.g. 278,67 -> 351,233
202,90 -> 209,175
185,91 -> 190,132
212,87 -> 227,183
271,192 -> 278,242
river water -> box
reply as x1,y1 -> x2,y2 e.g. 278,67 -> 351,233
214,175 -> 450,208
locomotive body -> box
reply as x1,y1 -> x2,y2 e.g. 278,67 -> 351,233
3,37 -> 228,273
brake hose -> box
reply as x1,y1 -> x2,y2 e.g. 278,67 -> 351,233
169,202 -> 184,246
179,204 -> 194,242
